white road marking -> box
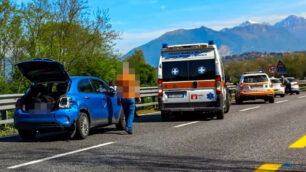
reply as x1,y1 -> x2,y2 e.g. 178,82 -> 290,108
240,106 -> 260,112
275,100 -> 288,104
173,121 -> 199,128
8,142 -> 115,169
298,95 -> 306,99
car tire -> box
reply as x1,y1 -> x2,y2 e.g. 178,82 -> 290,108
224,93 -> 231,113
18,129 -> 36,141
116,108 -> 126,130
75,112 -> 90,139
216,109 -> 224,120
161,111 -> 170,121
280,94 -> 285,98
236,97 -> 242,104
296,91 -> 300,95
269,96 -> 275,103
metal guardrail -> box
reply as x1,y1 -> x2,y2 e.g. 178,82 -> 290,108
0,88 -> 159,125
1,80 -> 305,125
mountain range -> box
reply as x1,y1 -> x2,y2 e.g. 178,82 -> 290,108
124,15 -> 306,67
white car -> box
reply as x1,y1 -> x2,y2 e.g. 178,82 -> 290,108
270,78 -> 285,97
287,77 -> 300,94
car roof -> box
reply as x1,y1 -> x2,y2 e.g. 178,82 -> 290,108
242,73 -> 268,77
70,76 -> 105,82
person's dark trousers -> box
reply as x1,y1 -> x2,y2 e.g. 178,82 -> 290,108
121,98 -> 135,132
287,83 -> 292,94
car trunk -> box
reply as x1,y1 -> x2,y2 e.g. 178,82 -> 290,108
21,82 -> 69,113
16,59 -> 71,113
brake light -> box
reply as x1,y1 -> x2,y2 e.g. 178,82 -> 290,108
158,79 -> 163,97
216,76 -> 222,95
294,82 -> 298,85
280,84 -> 284,87
270,81 -> 273,87
59,97 -> 71,108
16,98 -> 21,110
239,83 -> 244,88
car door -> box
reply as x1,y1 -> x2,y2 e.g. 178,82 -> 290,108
90,79 -> 110,124
78,79 -> 105,124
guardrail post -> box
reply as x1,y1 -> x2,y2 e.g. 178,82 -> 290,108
1,110 -> 8,128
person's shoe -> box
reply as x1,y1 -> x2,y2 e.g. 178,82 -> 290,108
125,129 -> 133,135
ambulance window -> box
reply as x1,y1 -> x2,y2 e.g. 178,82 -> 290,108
243,75 -> 268,83
162,61 -> 188,81
189,59 -> 215,80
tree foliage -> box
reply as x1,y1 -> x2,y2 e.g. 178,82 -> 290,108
125,50 -> 157,86
224,53 -> 306,83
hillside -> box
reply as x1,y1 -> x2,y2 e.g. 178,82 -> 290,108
125,15 -> 306,67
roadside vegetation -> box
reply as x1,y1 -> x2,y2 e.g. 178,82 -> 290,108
224,53 -> 306,83
0,0 -> 156,95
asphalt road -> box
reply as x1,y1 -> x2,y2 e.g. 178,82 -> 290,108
0,92 -> 305,171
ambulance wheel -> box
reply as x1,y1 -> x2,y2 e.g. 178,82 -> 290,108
224,93 -> 231,113
216,109 -> 224,120
161,111 -> 170,121
280,94 -> 285,98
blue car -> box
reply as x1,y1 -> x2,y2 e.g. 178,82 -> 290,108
14,59 -> 125,140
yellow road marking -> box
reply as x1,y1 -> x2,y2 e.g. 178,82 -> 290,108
289,135 -> 306,148
254,163 -> 282,172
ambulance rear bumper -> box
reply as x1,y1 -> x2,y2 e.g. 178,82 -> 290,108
159,95 -> 223,112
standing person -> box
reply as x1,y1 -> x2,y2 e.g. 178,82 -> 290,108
109,80 -> 117,91
116,62 -> 140,134
281,75 -> 292,94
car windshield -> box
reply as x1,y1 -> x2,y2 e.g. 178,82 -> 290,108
271,79 -> 281,83
288,78 -> 297,82
243,75 -> 268,83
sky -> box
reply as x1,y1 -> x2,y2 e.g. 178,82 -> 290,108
16,0 -> 306,55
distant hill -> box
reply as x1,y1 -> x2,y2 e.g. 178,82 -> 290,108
124,15 -> 306,67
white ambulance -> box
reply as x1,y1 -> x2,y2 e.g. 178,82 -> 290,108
157,42 -> 231,121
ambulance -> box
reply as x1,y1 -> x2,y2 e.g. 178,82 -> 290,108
157,41 -> 231,121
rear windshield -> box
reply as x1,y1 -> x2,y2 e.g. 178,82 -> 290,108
162,59 -> 215,82
243,75 -> 268,83
271,79 -> 281,83
288,78 -> 297,82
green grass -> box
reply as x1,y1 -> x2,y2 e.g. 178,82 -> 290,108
0,124 -> 18,137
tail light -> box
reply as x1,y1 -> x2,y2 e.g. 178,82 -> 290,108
294,82 -> 298,85
158,79 -> 163,97
216,76 -> 222,95
239,83 -> 244,88
16,98 -> 22,110
59,97 -> 72,108
280,84 -> 284,87
270,81 -> 273,87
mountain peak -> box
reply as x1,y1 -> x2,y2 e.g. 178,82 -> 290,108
239,20 -> 259,27
275,15 -> 306,28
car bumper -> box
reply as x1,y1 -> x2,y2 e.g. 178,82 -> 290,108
159,95 -> 223,112
14,107 -> 79,131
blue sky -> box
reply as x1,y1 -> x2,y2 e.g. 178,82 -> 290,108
16,0 -> 306,54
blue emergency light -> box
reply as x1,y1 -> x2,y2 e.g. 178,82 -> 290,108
208,40 -> 214,45
162,43 -> 168,48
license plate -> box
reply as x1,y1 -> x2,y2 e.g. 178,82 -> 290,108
251,85 -> 263,89
168,94 -> 184,98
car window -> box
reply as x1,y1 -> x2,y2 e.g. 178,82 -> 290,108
78,79 -> 94,93
288,78 -> 297,82
91,79 -> 108,93
243,75 -> 268,83
271,79 -> 281,83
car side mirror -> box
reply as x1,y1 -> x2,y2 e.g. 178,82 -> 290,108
108,88 -> 116,97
